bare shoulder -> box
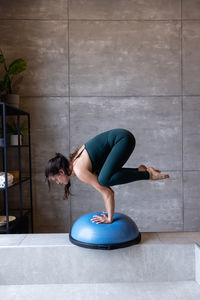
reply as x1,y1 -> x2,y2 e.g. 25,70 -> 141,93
72,145 -> 92,176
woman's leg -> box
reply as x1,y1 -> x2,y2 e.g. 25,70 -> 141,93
98,129 -> 149,187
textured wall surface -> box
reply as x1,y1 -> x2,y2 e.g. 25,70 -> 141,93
0,0 -> 200,233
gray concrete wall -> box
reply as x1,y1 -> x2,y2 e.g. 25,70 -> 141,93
0,0 -> 200,233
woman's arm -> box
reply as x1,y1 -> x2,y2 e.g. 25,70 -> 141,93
75,168 -> 115,223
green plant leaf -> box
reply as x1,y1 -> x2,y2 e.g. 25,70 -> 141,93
3,73 -> 10,92
0,80 -> 6,92
8,59 -> 27,75
6,123 -> 17,135
6,121 -> 28,135
0,55 -> 5,64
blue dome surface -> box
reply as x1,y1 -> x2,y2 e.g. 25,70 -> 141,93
69,212 -> 141,250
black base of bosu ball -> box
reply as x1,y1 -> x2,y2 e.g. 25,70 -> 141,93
69,212 -> 141,250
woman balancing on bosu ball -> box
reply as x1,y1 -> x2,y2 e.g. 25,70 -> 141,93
45,128 -> 169,224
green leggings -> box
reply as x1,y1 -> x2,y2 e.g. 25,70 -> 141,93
85,129 -> 149,187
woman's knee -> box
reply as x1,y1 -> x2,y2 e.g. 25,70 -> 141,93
124,131 -> 136,150
98,174 -> 110,187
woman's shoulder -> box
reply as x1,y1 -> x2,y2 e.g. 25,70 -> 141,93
72,145 -> 92,172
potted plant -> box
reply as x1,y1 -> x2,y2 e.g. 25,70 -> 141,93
0,48 -> 27,108
6,120 -> 28,146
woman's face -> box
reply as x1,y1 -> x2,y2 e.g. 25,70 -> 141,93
49,169 -> 69,185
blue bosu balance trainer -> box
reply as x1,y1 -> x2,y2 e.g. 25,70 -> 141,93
69,212 -> 141,250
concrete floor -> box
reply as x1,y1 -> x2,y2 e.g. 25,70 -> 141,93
1,281 -> 200,300
141,232 -> 200,245
0,232 -> 200,300
1,231 -> 200,247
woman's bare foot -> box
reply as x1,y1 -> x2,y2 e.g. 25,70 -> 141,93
147,166 -> 169,180
138,164 -> 147,171
138,164 -> 161,173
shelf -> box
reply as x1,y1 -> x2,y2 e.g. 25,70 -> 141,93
7,208 -> 32,212
0,177 -> 31,190
0,101 -> 33,233
0,213 -> 30,233
0,145 -> 29,148
0,208 -> 31,215
0,102 -> 29,116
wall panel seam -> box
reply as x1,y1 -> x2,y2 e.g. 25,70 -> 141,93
181,0 -> 184,231
67,0 -> 72,230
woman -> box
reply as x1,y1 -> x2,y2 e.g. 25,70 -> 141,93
45,128 -> 169,224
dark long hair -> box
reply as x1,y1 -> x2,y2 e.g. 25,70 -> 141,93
45,152 -> 73,199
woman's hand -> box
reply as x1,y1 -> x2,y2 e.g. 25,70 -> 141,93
91,213 -> 112,224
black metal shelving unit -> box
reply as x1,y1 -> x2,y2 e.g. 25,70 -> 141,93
0,102 -> 33,233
